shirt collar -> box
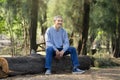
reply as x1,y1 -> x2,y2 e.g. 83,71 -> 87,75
53,25 -> 62,31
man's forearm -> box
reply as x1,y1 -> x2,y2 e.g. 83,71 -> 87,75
46,41 -> 57,51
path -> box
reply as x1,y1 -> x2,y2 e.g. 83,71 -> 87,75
2,67 -> 120,80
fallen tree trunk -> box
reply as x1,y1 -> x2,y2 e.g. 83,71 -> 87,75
0,54 -> 92,78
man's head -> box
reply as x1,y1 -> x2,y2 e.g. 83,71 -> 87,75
53,15 -> 63,29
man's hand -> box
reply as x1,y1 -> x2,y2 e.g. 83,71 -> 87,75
55,50 -> 65,59
55,50 -> 61,59
59,50 -> 64,57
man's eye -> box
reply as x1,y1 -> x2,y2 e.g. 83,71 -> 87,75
58,20 -> 62,22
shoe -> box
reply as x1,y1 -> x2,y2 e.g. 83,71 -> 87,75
72,68 -> 85,74
45,69 -> 51,75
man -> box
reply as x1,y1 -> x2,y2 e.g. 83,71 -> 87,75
45,15 -> 85,75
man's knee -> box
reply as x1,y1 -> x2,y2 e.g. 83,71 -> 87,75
46,47 -> 54,52
69,46 -> 76,51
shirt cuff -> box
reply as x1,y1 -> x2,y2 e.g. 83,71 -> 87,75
53,47 -> 57,51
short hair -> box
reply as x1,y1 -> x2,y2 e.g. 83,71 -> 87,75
53,15 -> 63,21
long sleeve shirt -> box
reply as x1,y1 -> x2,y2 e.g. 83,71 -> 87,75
45,26 -> 69,52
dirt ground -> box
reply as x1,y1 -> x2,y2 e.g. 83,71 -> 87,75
1,67 -> 119,80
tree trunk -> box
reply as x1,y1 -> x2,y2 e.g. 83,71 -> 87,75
22,19 -> 30,55
0,54 -> 92,78
78,0 -> 90,55
29,0 -> 39,53
113,17 -> 120,58
24,26 -> 29,55
40,11 -> 47,35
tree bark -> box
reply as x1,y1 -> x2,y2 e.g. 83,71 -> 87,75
0,54 -> 92,78
78,0 -> 90,55
113,17 -> 120,58
29,0 -> 39,53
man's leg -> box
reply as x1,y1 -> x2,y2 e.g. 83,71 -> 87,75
45,47 -> 54,74
64,46 -> 85,74
64,46 -> 80,67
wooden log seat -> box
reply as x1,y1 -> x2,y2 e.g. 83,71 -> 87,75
0,54 -> 92,78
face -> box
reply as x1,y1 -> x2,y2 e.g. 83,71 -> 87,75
54,18 -> 63,29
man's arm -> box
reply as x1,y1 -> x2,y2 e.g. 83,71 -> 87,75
59,31 -> 69,57
45,28 -> 57,51
62,31 -> 69,52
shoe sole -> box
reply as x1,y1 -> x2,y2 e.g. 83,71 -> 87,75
45,73 -> 51,75
72,71 -> 85,74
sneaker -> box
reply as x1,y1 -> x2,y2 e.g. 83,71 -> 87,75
45,69 -> 51,75
72,68 -> 85,74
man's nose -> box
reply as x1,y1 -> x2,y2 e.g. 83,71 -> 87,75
58,21 -> 62,23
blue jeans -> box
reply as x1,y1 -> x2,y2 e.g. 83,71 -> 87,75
45,46 -> 80,69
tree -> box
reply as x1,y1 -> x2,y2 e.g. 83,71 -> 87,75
77,0 -> 90,55
29,0 -> 39,53
112,0 -> 120,58
89,0 -> 120,57
3,0 -> 23,56
38,0 -> 48,37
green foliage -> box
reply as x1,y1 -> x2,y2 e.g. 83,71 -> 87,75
0,19 -> 5,33
0,0 -> 6,4
0,0 -> 6,34
87,0 -> 120,55
0,0 -> 120,56
47,0 -> 83,34
47,0 -> 66,26
38,0 -> 48,28
90,0 -> 116,34
0,0 -> 32,55
0,0 -> 32,39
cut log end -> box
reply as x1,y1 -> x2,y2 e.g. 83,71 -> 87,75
0,69 -> 8,79
0,57 -> 9,78
0,57 -> 9,73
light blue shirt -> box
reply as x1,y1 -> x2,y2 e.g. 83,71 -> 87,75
45,26 -> 69,52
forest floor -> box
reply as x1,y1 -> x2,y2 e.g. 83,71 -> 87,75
3,67 -> 120,80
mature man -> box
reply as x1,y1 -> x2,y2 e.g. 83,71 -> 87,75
45,15 -> 85,75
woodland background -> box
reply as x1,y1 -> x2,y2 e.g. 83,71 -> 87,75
0,0 -> 120,58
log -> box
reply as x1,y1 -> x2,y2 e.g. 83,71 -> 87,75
0,54 -> 92,78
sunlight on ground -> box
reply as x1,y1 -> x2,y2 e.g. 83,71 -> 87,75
0,55 -> 12,57
37,51 -> 46,55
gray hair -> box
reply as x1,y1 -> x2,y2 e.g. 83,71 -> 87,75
53,15 -> 63,21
